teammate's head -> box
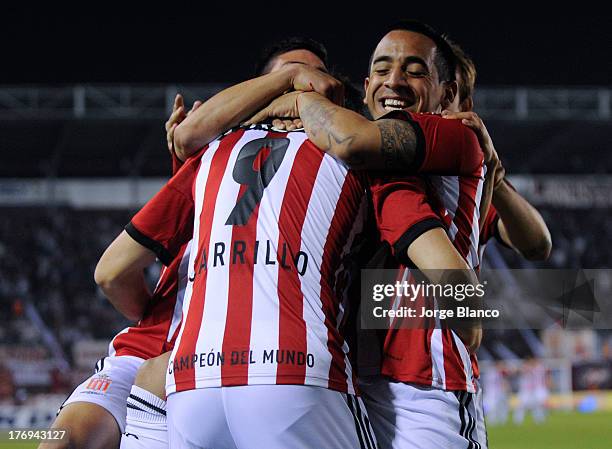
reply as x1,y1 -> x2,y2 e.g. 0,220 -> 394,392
444,36 -> 476,113
364,20 -> 458,119
255,37 -> 329,75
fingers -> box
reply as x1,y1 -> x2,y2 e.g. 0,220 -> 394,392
166,122 -> 178,153
271,119 -> 301,131
271,119 -> 295,130
442,110 -> 484,132
244,108 -> 268,126
173,94 -> 184,111
188,100 -> 203,116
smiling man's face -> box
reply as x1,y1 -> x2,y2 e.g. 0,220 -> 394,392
364,30 -> 451,119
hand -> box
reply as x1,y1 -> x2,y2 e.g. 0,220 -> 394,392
441,110 -> 496,162
290,65 -> 344,106
165,94 -> 202,154
271,118 -> 303,131
442,110 -> 505,189
244,91 -> 303,126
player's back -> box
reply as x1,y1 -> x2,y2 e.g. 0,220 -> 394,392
168,125 -> 368,395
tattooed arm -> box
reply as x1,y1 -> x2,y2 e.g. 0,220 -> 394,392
297,91 -> 420,170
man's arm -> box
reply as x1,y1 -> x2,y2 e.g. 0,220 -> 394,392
370,175 -> 482,352
173,65 -> 343,161
493,180 -> 552,260
248,91 -> 482,174
94,231 -> 156,321
407,228 -> 482,352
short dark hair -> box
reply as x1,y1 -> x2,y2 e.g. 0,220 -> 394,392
254,37 -> 329,76
369,20 -> 456,83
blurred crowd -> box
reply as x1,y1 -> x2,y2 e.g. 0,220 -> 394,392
0,207 -> 133,352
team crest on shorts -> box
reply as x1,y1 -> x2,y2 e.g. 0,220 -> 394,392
85,374 -> 112,394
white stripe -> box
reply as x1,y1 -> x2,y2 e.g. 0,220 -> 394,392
194,130 -> 263,387
430,296 -> 446,390
429,175 -> 461,240
452,330 -> 475,393
468,166 -> 485,268
299,153 -> 346,388
166,240 -> 193,342
389,268 -> 409,329
166,140 -> 220,394
247,131 -> 305,383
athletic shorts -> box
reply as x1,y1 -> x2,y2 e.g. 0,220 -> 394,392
473,378 -> 489,449
361,376 -> 485,449
120,385 -> 168,449
59,356 -> 143,433
167,385 -> 378,449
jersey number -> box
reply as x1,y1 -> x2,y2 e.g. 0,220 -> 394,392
226,137 -> 290,225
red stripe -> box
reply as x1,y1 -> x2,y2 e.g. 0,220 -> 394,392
221,182 -> 259,385
276,140 -> 324,385
319,173 -> 361,392
173,130 -> 244,391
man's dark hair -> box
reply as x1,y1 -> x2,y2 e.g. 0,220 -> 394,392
255,37 -> 329,76
369,20 -> 456,83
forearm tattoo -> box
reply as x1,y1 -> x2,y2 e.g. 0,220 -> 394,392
299,98 -> 338,143
375,119 -> 418,170
300,97 -> 361,163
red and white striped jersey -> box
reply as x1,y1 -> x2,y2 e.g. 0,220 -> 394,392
147,126 -> 369,395
364,113 -> 485,393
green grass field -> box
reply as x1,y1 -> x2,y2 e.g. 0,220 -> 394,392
1,411 -> 611,449
487,410 -> 612,449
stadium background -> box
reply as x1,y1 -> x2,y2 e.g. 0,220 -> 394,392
1,9 -> 611,448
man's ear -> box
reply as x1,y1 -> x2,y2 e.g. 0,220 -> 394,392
441,80 -> 458,110
363,77 -> 370,105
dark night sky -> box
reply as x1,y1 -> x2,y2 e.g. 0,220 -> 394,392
4,8 -> 610,86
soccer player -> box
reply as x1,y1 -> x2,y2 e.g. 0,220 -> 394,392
514,357 -> 549,424
115,38 -> 342,449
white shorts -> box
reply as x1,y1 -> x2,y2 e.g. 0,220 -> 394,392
120,386 -> 168,449
59,356 -> 143,433
361,376 -> 485,449
167,385 -> 378,449
473,379 -> 489,449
